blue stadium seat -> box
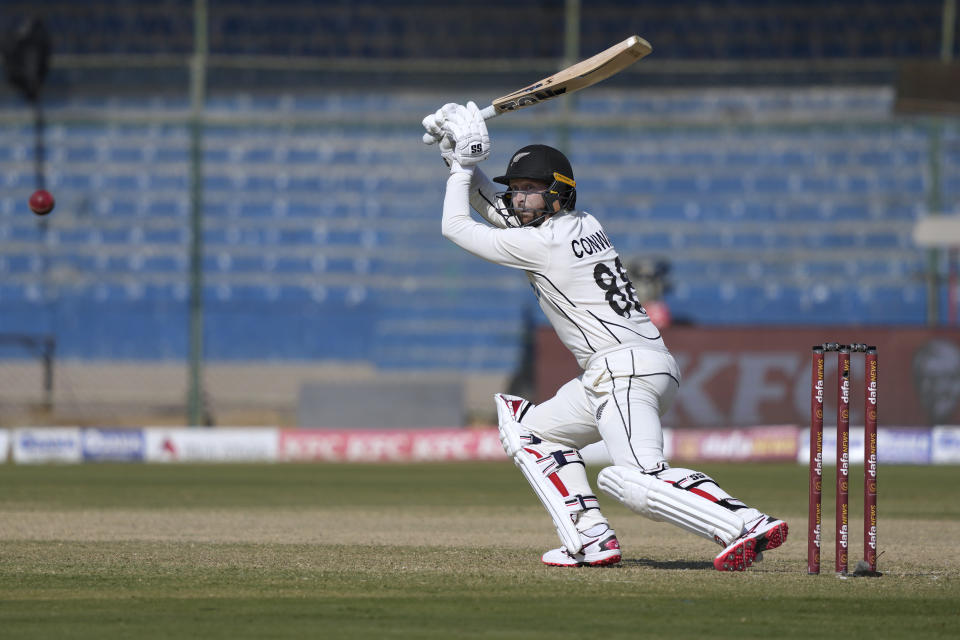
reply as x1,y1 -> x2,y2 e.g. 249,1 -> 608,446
708,175 -> 746,194
859,231 -> 904,249
286,148 -> 320,164
662,175 -> 701,195
269,256 -> 313,274
831,201 -> 871,220
55,229 -> 96,245
243,175 -> 276,191
65,147 -> 97,163
858,150 -> 895,167
143,229 -> 184,244
243,148 -> 276,163
648,201 -> 684,220
782,202 -> 825,221
753,174 -> 791,193
106,199 -> 140,217
55,172 -> 93,190
202,201 -> 231,217
8,172 -> 36,189
149,174 -> 189,190
141,255 -> 184,273
147,199 -> 185,217
0,283 -> 34,303
154,147 -> 189,163
99,229 -> 134,244
101,174 -> 141,191
110,148 -> 144,163
3,254 -> 41,274
238,202 -> 273,217
737,201 -> 776,220
275,228 -> 314,245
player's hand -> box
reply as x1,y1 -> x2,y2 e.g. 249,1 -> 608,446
441,101 -> 490,167
421,103 -> 459,145
422,103 -> 459,167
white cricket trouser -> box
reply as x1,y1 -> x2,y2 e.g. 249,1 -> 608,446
522,347 -> 681,471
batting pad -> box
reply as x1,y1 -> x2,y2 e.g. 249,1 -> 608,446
597,466 -> 744,546
494,394 -> 583,553
512,445 -> 585,553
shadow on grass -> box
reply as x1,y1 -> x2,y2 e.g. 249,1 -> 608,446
622,558 -> 713,570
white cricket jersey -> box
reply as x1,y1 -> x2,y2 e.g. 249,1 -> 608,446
442,168 -> 667,370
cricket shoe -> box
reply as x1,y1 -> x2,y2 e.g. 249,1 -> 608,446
542,525 -> 621,567
741,514 -> 789,555
713,535 -> 756,572
713,514 -> 788,572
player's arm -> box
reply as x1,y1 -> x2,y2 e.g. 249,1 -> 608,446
426,102 -> 550,269
443,170 -> 549,270
423,104 -> 508,228
469,168 -> 511,229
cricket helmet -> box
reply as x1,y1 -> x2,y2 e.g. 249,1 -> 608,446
493,144 -> 577,226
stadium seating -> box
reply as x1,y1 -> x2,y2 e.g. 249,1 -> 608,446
2,1 -> 949,60
1,0 -> 957,375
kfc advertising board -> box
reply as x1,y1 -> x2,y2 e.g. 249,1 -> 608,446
536,327 -> 960,428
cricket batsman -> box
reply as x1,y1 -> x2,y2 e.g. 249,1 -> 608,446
422,102 -> 788,570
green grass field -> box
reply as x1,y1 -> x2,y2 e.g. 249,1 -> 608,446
1,462 -> 957,638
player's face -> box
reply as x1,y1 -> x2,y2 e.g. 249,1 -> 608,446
508,178 -> 552,225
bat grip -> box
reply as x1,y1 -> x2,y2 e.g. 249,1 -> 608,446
480,104 -> 498,120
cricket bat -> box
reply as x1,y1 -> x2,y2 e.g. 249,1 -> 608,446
479,35 -> 652,120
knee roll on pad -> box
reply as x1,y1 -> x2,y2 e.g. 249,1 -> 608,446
494,393 -> 533,457
597,465 -> 744,546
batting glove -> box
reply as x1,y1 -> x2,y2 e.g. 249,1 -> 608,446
421,103 -> 462,143
422,103 -> 460,166
441,101 -> 490,168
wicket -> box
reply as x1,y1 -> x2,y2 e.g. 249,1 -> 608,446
808,343 -> 878,576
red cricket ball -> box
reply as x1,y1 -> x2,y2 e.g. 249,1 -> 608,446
29,189 -> 55,216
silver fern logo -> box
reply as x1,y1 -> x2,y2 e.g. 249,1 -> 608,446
510,151 -> 531,166
596,399 -> 609,422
